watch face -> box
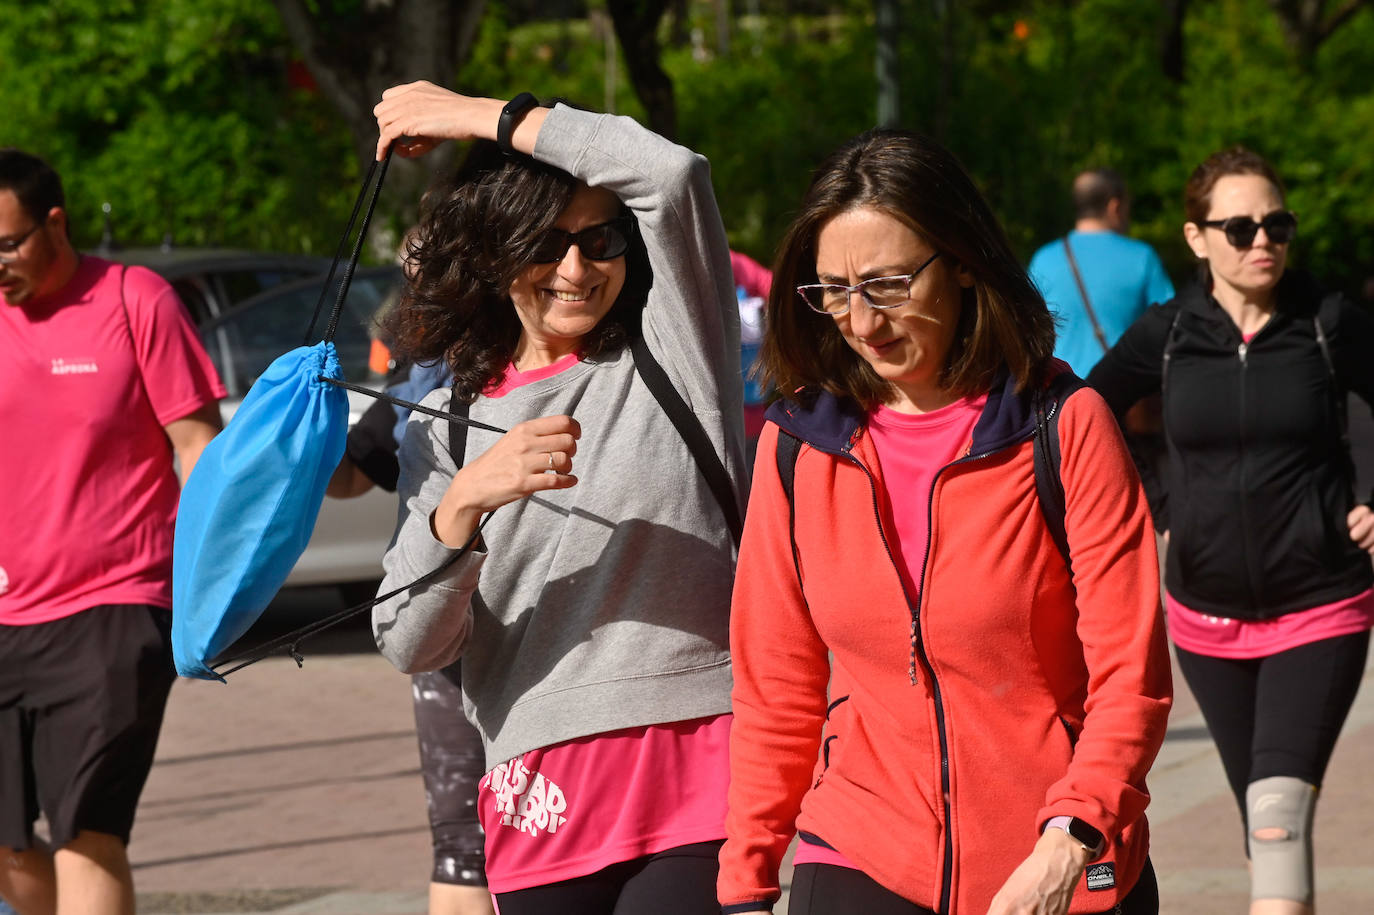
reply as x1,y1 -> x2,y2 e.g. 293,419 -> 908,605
1068,818 -> 1105,854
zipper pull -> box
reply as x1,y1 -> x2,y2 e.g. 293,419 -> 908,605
908,621 -> 921,686
1238,341 -> 1248,364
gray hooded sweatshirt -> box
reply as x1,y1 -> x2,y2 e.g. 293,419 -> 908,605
371,104 -> 746,768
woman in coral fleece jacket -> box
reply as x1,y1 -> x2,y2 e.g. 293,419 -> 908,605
718,129 -> 1173,915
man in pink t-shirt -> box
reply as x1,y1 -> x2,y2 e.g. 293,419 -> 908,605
0,149 -> 225,914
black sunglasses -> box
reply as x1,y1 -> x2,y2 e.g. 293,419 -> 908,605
529,217 -> 633,264
1198,210 -> 1297,248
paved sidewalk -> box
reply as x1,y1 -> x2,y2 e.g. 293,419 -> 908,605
126,612 -> 1374,914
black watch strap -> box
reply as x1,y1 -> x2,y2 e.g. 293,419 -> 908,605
497,92 -> 539,156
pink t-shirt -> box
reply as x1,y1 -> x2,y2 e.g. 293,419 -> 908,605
479,714 -> 731,893
729,250 -> 773,301
0,257 -> 225,625
484,352 -> 582,397
1166,589 -> 1374,659
794,394 -> 986,871
476,355 -> 729,893
866,396 -> 987,599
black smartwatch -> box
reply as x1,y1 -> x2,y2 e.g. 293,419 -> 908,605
1046,816 -> 1105,859
497,92 -> 539,156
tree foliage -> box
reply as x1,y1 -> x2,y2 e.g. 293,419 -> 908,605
4,0 -> 1372,296
0,0 -> 357,253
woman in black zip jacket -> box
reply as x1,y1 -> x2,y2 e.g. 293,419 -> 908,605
1088,147 -> 1374,915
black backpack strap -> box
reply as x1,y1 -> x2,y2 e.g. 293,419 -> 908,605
630,335 -> 744,547
775,429 -> 802,510
775,429 -> 804,590
1032,372 -> 1088,575
1313,299 -> 1354,484
447,386 -> 471,464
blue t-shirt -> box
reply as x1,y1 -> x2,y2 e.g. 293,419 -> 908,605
1029,230 -> 1175,377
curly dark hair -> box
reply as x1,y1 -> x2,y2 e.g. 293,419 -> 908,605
383,137 -> 652,402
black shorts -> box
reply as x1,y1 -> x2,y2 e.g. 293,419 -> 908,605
0,604 -> 176,851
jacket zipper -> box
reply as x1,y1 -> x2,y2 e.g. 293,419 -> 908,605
1236,340 -> 1260,611
843,440 -> 999,915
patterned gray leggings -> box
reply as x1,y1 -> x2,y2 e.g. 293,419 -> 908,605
412,661 -> 487,886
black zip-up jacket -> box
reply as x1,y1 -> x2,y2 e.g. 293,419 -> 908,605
1087,270 -> 1374,620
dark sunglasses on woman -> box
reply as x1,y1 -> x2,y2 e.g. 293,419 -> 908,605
1198,210 -> 1297,248
530,216 -> 633,263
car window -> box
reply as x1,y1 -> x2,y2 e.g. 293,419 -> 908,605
216,268 -> 326,309
172,278 -> 214,325
202,269 -> 398,398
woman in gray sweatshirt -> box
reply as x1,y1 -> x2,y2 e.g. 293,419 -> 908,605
370,83 -> 746,914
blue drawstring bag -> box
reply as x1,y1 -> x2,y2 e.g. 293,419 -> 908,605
172,342 -> 348,679
171,153 -> 393,680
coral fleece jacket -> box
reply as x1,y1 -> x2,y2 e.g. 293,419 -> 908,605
719,374 -> 1173,914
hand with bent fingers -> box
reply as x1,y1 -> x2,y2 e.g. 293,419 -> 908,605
985,830 -> 1089,915
1348,503 -> 1374,555
373,81 -> 548,162
431,415 -> 581,548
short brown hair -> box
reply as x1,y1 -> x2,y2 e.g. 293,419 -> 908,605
760,129 -> 1054,410
1184,146 -> 1285,224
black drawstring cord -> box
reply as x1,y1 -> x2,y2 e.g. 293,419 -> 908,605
302,150 -> 394,345
318,377 -> 509,436
211,512 -> 497,677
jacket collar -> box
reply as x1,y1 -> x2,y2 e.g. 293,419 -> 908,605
765,367 -> 1044,458
1177,268 -> 1323,326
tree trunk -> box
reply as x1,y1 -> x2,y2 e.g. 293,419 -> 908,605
271,0 -> 488,235
1159,0 -> 1188,83
930,0 -> 957,141
606,0 -> 679,140
875,0 -> 900,127
1267,0 -> 1372,65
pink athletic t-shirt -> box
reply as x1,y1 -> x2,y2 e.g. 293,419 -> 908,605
0,257 -> 225,625
476,355 -> 730,893
479,714 -> 731,893
794,394 -> 986,871
1166,589 -> 1374,659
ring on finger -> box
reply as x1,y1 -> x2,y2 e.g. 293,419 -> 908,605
547,452 -> 555,471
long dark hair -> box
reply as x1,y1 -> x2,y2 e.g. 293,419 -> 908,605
761,128 -> 1054,410
383,138 -> 651,402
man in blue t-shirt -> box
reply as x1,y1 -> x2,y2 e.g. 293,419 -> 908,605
1029,168 -> 1175,377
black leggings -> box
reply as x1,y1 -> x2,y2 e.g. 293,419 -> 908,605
412,661 -> 488,886
789,858 -> 1158,915
493,840 -> 723,915
1174,630 -> 1369,824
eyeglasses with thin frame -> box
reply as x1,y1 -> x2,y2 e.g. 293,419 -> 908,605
0,218 -> 46,263
529,217 -> 633,264
1197,210 -> 1297,248
796,251 -> 941,316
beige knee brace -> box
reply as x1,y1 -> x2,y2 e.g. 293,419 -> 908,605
1246,776 -> 1317,904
